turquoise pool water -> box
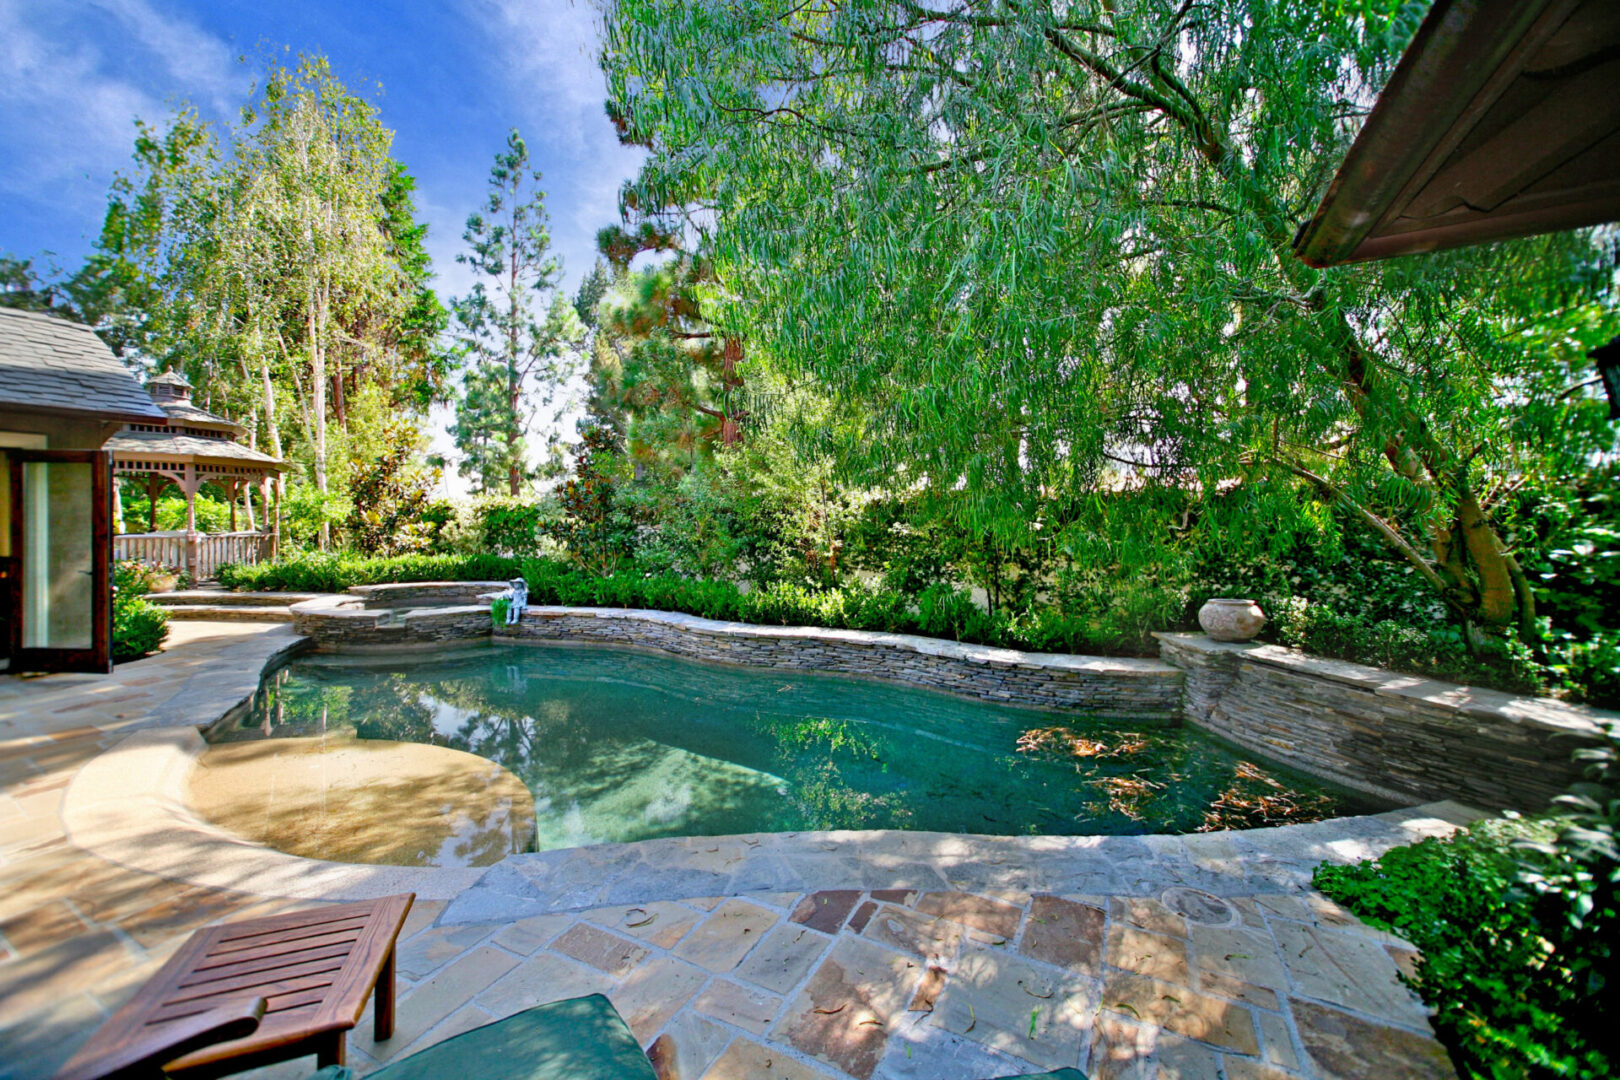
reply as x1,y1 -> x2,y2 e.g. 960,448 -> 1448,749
212,643 -> 1370,854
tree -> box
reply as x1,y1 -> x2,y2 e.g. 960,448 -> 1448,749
0,254 -> 76,315
61,56 -> 448,549
590,255 -> 749,474
451,130 -> 585,496
599,0 -> 1619,642
379,162 -> 455,409
572,259 -> 612,328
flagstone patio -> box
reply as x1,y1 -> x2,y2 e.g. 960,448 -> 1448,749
0,621 -> 1464,1080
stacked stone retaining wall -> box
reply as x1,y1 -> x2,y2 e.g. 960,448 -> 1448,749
500,606 -> 1184,719
1156,632 -> 1612,811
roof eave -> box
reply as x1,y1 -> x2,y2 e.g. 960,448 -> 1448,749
1292,0 -> 1567,268
0,398 -> 168,426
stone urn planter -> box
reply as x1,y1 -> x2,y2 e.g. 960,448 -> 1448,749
1198,598 -> 1266,642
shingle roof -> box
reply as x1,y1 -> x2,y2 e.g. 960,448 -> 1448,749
106,428 -> 284,471
0,308 -> 166,421
159,399 -> 247,435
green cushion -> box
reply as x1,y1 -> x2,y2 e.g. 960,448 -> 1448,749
352,995 -> 657,1080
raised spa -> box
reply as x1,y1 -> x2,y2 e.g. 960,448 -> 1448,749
197,643 -> 1374,867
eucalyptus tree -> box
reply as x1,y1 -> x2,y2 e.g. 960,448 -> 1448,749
241,56 -> 406,542
600,0 -> 1618,640
451,130 -> 586,496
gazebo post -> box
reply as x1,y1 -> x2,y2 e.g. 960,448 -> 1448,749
227,479 -> 239,533
183,462 -> 199,583
144,474 -> 165,533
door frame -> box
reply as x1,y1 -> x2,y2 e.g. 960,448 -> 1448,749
7,449 -> 113,674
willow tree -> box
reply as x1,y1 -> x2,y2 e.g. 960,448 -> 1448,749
600,0 -> 1617,641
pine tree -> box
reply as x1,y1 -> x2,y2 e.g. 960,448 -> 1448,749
451,130 -> 585,496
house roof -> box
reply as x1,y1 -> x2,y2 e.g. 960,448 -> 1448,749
1293,0 -> 1620,267
0,308 -> 167,422
106,428 -> 285,473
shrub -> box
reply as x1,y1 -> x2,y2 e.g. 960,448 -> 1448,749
217,551 -> 523,593
473,499 -> 548,556
112,560 -> 169,661
1314,722 -> 1618,1080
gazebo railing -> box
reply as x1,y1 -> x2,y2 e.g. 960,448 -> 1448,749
116,530 -> 273,580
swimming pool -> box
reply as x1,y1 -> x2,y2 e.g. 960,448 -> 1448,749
198,643 -> 1372,866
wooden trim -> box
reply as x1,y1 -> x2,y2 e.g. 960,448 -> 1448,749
5,449 -> 113,674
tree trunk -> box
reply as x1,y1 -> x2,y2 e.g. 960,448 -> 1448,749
310,282 -> 330,549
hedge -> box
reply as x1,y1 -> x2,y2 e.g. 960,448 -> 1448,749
218,551 -> 1149,655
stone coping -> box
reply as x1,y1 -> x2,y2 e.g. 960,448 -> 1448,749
54,610 -> 1484,933
516,605 -> 1177,677
59,717 -> 1477,918
1155,631 -> 1617,736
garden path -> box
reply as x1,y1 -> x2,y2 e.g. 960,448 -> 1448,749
0,622 -> 1460,1080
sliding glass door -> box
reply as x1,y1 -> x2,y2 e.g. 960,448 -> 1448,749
7,450 -> 111,673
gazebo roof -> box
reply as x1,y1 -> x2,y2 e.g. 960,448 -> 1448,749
158,399 -> 248,436
107,428 -> 284,474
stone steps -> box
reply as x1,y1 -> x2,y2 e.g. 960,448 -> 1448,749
154,604 -> 296,622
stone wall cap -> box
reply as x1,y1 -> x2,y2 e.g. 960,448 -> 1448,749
347,580 -> 510,596
1157,631 -> 1616,736
528,605 -> 1179,676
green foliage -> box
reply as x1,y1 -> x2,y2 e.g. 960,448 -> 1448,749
600,0 -> 1619,644
281,483 -> 353,549
490,595 -> 511,627
136,493 -> 232,534
1511,720 -> 1619,1066
1315,730 -> 1618,1080
472,499 -> 549,556
543,426 -> 640,575
45,54 -> 448,552
112,561 -> 170,661
344,415 -> 445,556
217,551 -> 524,593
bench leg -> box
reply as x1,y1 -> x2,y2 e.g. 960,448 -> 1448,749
317,1032 -> 347,1069
375,945 -> 396,1041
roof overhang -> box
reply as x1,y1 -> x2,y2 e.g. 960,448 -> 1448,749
1293,0 -> 1620,267
0,399 -> 172,427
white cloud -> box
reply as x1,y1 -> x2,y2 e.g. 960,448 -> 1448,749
462,0 -> 646,290
89,0 -> 246,115
0,0 -> 244,228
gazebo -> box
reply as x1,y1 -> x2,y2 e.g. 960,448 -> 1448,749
107,372 -> 285,581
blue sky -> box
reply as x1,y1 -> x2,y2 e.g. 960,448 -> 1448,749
0,0 -> 641,301
0,0 -> 643,493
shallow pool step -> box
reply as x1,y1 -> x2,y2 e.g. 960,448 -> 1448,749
153,604 -> 296,622
148,590 -> 317,608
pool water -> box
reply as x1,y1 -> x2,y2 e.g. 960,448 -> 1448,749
205,644 -> 1373,863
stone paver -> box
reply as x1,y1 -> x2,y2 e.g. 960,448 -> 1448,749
0,619 -> 1467,1080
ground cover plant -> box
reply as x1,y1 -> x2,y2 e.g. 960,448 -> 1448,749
112,560 -> 170,662
1315,725 -> 1618,1079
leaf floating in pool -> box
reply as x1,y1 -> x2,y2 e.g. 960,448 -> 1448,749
1016,726 -> 1151,761
1198,761 -> 1337,831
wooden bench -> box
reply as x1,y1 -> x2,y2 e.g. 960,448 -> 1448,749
58,894 -> 414,1080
